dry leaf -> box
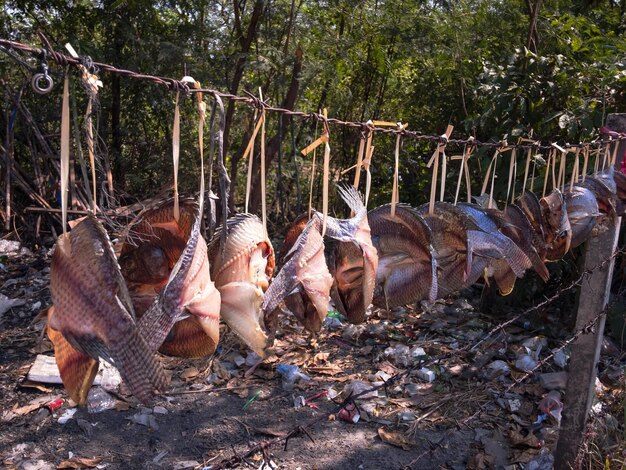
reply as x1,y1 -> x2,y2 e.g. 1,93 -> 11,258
313,352 -> 330,364
57,456 -> 103,468
180,367 -> 199,381
509,427 -> 541,448
306,365 -> 343,376
377,426 -> 414,451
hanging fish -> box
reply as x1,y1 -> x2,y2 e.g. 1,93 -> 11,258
563,186 -> 599,249
416,203 -> 487,297
317,186 -> 378,324
118,198 -> 221,358
578,168 -> 619,227
517,191 -> 549,260
49,217 -> 168,405
418,202 -> 530,296
502,204 -> 550,281
263,217 -> 333,335
208,214 -> 275,356
613,170 -> 626,211
539,189 -> 572,261
456,203 -> 532,295
368,204 -> 437,308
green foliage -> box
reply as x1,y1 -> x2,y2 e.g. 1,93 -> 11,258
2,0 -> 626,217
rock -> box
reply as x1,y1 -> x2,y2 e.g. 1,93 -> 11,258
539,371 -> 567,390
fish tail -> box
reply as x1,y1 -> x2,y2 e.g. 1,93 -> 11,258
48,322 -> 99,406
109,328 -> 168,405
429,247 -> 439,302
337,184 -> 365,214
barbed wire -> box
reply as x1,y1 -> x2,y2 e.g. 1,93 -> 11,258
2,37 -> 626,151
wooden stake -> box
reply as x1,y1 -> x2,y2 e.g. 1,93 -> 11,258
554,216 -> 621,469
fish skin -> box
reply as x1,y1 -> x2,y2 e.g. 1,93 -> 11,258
457,203 -> 532,280
539,189 -> 572,261
368,204 -> 437,308
502,204 -> 550,281
262,218 -> 333,334
578,174 -> 618,226
276,213 -> 309,265
416,202 -> 525,295
415,202 -> 475,296
50,216 -> 168,405
613,170 -> 626,213
208,213 -> 275,356
314,186 -> 378,324
564,186 -> 599,249
133,198 -> 221,357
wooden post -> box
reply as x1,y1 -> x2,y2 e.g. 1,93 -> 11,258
554,218 -> 621,469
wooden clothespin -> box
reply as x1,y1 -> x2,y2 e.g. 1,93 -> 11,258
427,125 -> 454,214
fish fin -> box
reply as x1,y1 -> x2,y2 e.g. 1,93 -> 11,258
219,282 -> 269,356
336,184 -> 365,215
429,247 -> 439,302
494,267 -> 517,296
47,320 -> 99,406
108,327 -> 168,405
159,317 -> 217,358
151,220 -> 185,238
467,230 -> 531,277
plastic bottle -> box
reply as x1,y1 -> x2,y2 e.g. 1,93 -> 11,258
276,364 -> 310,391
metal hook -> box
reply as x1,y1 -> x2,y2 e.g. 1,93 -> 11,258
31,73 -> 54,94
32,50 -> 53,94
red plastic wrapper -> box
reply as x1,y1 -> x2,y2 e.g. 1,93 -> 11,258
46,398 -> 64,412
338,402 -> 360,423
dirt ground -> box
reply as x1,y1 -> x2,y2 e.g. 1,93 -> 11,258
1,244 -> 624,470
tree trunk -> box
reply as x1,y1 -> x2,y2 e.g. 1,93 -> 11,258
223,0 -> 265,160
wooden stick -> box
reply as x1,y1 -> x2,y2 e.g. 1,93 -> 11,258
172,91 -> 180,221
259,88 -> 267,235
4,90 -> 13,231
352,134 -> 366,190
581,144 -> 589,182
244,111 -> 261,213
60,72 -> 70,236
427,125 -> 453,214
390,123 -> 404,216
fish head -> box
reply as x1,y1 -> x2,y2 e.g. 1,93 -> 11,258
263,218 -> 332,335
208,214 -> 276,356
564,186 -> 599,249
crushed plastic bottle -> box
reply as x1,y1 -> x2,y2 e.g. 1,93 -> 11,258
324,310 -> 343,330
383,344 -> 411,367
276,364 -> 310,391
87,387 -> 117,413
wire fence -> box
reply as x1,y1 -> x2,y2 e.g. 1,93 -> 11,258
2,36 -> 626,151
